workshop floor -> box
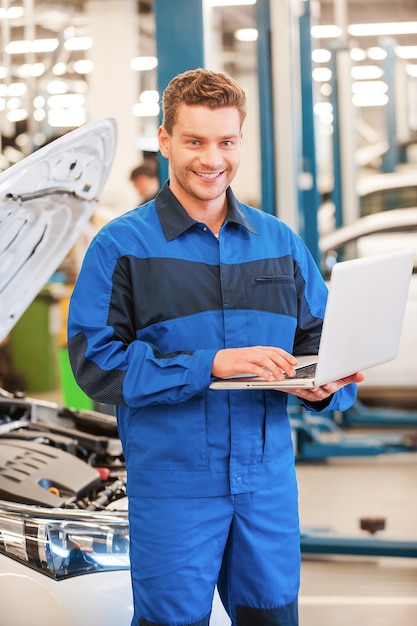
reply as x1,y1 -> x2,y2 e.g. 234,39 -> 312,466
296,452 -> 417,626
31,389 -> 417,625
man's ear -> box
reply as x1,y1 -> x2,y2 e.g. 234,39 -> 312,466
158,125 -> 170,158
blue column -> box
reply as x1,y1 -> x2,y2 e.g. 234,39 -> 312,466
153,0 -> 205,183
299,1 -> 320,265
329,43 -> 343,229
256,0 -> 276,216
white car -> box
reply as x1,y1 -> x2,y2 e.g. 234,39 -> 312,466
0,119 -> 232,626
320,208 -> 417,407
319,169 -> 417,237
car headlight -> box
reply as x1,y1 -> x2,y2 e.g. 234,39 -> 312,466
0,503 -> 129,579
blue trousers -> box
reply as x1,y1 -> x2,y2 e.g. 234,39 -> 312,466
129,463 -> 300,626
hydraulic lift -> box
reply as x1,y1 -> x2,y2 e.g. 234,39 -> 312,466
290,400 -> 417,559
291,410 -> 417,461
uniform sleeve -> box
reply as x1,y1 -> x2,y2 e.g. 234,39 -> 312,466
67,232 -> 216,408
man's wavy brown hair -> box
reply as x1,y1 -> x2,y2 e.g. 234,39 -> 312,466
161,68 -> 247,135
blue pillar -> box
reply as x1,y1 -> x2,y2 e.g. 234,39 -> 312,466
329,43 -> 343,229
299,1 -> 320,265
256,0 -> 276,215
153,0 -> 205,183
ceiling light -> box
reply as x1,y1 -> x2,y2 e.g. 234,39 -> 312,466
312,67 -> 332,82
47,94 -> 85,108
367,47 -> 387,61
406,64 -> 417,77
351,65 -> 383,80
47,80 -> 69,95
349,22 -> 417,37
132,102 -> 160,117
139,90 -> 159,104
64,36 -> 93,51
235,28 -> 258,42
352,80 -> 388,95
311,25 -> 342,39
350,48 -> 367,62
7,109 -> 28,122
73,60 -> 94,74
53,62 -> 67,76
312,49 -> 332,63
0,66 -> 8,79
130,56 -> 158,71
0,6 -> 24,19
396,46 -> 417,60
7,83 -> 27,97
48,108 -> 86,128
34,109 -> 46,122
5,39 -> 59,54
17,63 -> 45,78
352,94 -> 389,107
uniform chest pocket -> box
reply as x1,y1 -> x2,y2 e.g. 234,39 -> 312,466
254,275 -> 294,285
248,274 -> 297,316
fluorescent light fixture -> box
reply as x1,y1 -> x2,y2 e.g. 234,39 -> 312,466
352,93 -> 389,107
311,25 -> 342,39
130,56 -> 158,71
73,59 -> 94,74
48,108 -> 86,128
0,66 -> 8,79
7,83 -> 27,97
17,63 -> 45,78
396,46 -> 417,60
64,36 -> 93,51
351,65 -> 383,80
7,97 -> 21,110
7,109 -> 28,122
47,93 -> 85,108
0,6 -> 24,19
5,38 -> 58,54
53,62 -> 67,76
367,47 -> 387,61
235,28 -> 258,42
132,102 -> 160,117
48,107 -> 86,128
350,48 -> 367,62
349,22 -> 417,37
139,90 -> 159,104
33,96 -> 46,108
312,49 -> 332,63
208,0 -> 256,6
352,80 -> 388,95
47,80 -> 69,95
312,67 -> 332,82
34,109 -> 46,122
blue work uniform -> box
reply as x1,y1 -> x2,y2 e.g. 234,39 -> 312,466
68,183 -> 358,626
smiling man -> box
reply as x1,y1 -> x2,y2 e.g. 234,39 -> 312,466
68,68 -> 362,626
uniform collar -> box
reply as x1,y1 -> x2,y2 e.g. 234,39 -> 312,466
156,181 -> 258,242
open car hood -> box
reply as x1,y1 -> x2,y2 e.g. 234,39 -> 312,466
0,117 -> 117,342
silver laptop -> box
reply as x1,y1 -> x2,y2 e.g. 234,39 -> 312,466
209,248 -> 415,390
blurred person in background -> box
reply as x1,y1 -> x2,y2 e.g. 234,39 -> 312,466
129,158 -> 160,204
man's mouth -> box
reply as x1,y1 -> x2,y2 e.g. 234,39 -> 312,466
195,171 -> 223,179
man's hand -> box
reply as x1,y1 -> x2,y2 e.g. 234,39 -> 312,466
212,346 -> 298,381
285,371 -> 365,403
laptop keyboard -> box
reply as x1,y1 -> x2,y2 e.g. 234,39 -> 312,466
285,362 -> 317,380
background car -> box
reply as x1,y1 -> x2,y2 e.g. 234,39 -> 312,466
320,208 -> 417,408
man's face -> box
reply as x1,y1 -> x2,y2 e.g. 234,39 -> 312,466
158,103 -> 242,208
